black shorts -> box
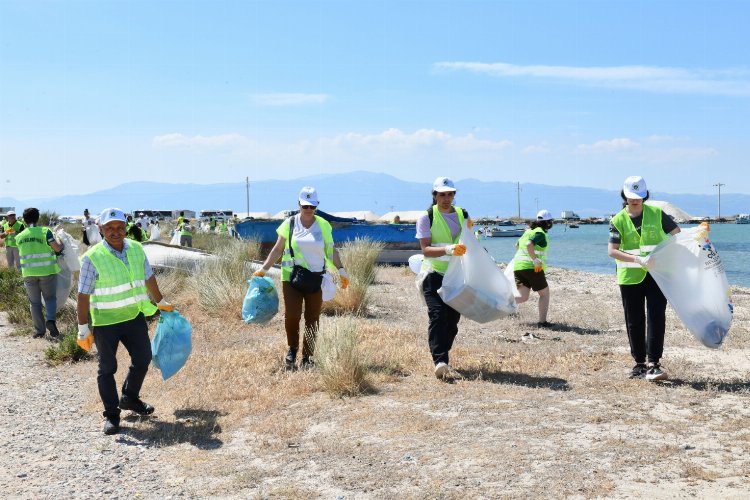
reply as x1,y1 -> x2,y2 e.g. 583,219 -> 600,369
514,269 -> 548,292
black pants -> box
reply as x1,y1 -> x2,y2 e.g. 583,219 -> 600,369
619,273 -> 667,364
423,272 -> 461,365
93,314 -> 152,418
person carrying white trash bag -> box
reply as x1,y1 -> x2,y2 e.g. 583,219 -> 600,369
646,223 -> 733,350
608,176 -> 680,382
415,176 -> 517,380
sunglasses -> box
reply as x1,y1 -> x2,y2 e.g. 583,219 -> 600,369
300,205 -> 317,210
437,191 -> 455,197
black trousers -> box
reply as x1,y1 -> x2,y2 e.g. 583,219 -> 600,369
93,313 -> 152,418
619,273 -> 667,364
423,272 -> 461,365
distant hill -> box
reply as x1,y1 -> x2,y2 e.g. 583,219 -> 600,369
2,171 -> 748,219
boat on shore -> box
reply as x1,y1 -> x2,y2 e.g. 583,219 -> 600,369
234,210 -> 420,264
485,226 -> 525,238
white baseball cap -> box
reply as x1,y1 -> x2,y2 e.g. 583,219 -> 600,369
536,209 -> 553,221
432,176 -> 456,193
98,208 -> 127,226
6,210 -> 15,216
298,186 -> 320,206
623,175 -> 648,199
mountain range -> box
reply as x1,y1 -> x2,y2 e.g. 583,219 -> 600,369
2,171 -> 748,219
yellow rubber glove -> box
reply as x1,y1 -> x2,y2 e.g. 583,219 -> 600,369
533,258 -> 543,272
445,244 -> 467,256
252,270 -> 266,277
77,324 -> 94,352
466,219 -> 473,229
338,268 -> 349,289
157,299 -> 174,312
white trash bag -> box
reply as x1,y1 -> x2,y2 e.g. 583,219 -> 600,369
647,224 -> 733,348
322,273 -> 336,302
55,228 -> 82,272
503,257 -> 521,298
169,230 -> 181,246
85,225 -> 102,245
408,253 -> 423,274
149,224 -> 161,241
438,221 -> 518,323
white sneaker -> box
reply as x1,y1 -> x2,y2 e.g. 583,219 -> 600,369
434,362 -> 450,379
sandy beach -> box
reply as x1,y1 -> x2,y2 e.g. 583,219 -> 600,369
1,261 -> 749,498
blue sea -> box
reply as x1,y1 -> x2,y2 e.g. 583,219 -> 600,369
479,223 -> 750,289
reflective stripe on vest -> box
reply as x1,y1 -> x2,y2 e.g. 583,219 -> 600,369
17,226 -> 60,277
86,241 -> 158,326
423,205 -> 465,275
513,227 -> 549,271
611,204 -> 667,285
279,215 -> 334,281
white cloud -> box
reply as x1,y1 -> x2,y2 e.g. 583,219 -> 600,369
434,61 -> 750,96
251,93 -> 329,106
523,145 -> 550,154
577,138 -> 640,153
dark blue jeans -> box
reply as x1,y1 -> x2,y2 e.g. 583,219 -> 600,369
422,272 -> 461,365
93,314 -> 152,418
620,273 -> 667,364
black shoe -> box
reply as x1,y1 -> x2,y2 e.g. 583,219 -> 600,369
103,417 -> 120,435
629,363 -> 647,379
32,332 -> 45,339
300,356 -> 314,369
46,320 -> 60,338
645,363 -> 668,381
119,396 -> 154,415
537,321 -> 552,328
285,347 -> 298,370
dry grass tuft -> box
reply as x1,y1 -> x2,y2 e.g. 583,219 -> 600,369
191,239 -> 261,318
313,319 -> 371,397
323,238 -> 383,315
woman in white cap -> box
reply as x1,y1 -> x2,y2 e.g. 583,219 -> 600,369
608,176 -> 680,381
513,209 -> 554,326
254,187 -> 349,370
415,176 -> 471,379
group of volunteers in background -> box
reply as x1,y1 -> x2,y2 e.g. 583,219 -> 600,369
414,174 -> 680,383
0,173 -> 686,434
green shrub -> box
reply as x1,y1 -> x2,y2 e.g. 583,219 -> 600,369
44,329 -> 92,365
0,267 -> 32,326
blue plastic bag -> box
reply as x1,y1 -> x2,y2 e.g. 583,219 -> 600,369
242,276 -> 279,324
151,310 -> 193,380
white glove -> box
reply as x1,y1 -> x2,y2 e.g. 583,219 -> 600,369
77,324 -> 92,341
634,255 -> 652,269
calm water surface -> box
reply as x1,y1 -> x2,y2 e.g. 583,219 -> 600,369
479,223 -> 750,288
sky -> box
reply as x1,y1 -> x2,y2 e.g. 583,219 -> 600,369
1,0 -> 749,200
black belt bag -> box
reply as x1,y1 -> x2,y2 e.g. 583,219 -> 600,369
288,217 -> 324,294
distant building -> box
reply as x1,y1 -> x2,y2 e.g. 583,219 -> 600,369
172,209 -> 196,220
199,209 -> 233,221
560,210 -> 580,220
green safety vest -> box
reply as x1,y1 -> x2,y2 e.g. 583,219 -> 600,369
611,204 -> 667,285
513,227 -> 549,272
86,241 -> 158,326
16,226 -> 60,277
2,220 -> 24,247
180,223 -> 192,236
219,222 -> 228,234
278,215 -> 334,281
423,205 -> 465,275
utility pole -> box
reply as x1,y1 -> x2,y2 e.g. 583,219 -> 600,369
246,176 -> 250,216
516,182 -> 522,219
535,197 -> 539,213
713,182 -> 725,220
